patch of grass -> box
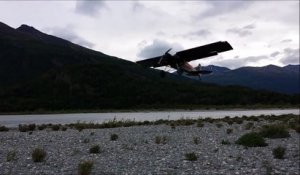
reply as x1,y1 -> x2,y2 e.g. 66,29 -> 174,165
170,122 -> 176,129
78,160 -> 94,175
0,125 -> 9,132
259,124 -> 290,139
185,152 -> 198,161
90,132 -> 95,136
273,146 -> 285,159
226,128 -> 233,134
235,132 -> 268,147
28,124 -> 36,131
89,145 -> 101,154
193,137 -> 199,144
221,140 -> 231,145
32,148 -> 47,162
6,150 -> 17,162
155,135 -> 167,144
110,133 -> 119,141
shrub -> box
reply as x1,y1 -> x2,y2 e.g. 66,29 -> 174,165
221,140 -> 231,145
259,124 -> 290,139
32,148 -> 47,162
78,160 -> 94,175
155,135 -> 167,144
61,126 -> 67,131
89,145 -> 101,154
6,150 -> 17,162
273,146 -> 285,159
197,121 -> 204,127
193,137 -> 199,144
226,128 -> 233,134
38,124 -> 47,130
235,132 -> 268,147
110,134 -> 119,141
51,124 -> 60,131
90,132 -> 95,136
170,122 -> 176,129
28,124 -> 36,131
185,152 -> 198,161
19,124 -> 28,132
83,138 -> 90,143
0,125 -> 9,132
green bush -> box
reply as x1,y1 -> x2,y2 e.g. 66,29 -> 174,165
245,122 -> 254,130
221,140 -> 231,145
78,160 -> 94,175
193,137 -> 199,144
38,124 -> 47,130
155,135 -> 167,144
185,152 -> 198,161
110,134 -> 119,141
89,145 -> 101,154
259,124 -> 290,139
197,121 -> 204,127
0,125 -> 9,132
235,132 -> 268,147
32,148 -> 47,162
273,146 -> 285,159
51,124 -> 60,131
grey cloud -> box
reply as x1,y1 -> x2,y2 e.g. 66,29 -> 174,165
211,55 -> 268,69
280,48 -> 299,65
75,1 -> 106,16
189,29 -> 211,37
270,51 -> 280,57
137,39 -> 184,59
281,39 -> 292,43
226,24 -> 255,37
47,27 -> 94,48
200,1 -> 251,18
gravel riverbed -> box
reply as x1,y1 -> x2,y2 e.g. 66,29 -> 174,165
0,120 -> 299,175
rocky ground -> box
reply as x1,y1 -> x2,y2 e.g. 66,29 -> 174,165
0,118 -> 299,175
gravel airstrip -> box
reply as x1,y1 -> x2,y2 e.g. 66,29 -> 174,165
0,116 -> 299,175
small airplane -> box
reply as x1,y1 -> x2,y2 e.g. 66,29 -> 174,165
136,41 -> 233,78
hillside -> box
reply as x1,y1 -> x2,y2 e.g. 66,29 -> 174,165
200,65 -> 299,94
0,22 -> 298,112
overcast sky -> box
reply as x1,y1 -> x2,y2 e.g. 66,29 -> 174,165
0,0 -> 299,69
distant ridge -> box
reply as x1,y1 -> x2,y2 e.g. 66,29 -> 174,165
200,64 -> 299,94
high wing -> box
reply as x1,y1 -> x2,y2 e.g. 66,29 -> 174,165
136,56 -> 163,68
175,41 -> 233,62
136,41 -> 233,68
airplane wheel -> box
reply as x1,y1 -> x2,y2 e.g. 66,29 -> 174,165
160,70 -> 166,78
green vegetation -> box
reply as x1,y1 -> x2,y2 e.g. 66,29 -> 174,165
193,137 -> 199,144
235,132 -> 268,147
110,134 -> 119,141
272,146 -> 286,159
221,140 -> 231,145
83,138 -> 90,143
185,152 -> 198,161
245,122 -> 254,130
6,150 -> 17,162
216,123 -> 223,128
259,124 -> 290,139
38,124 -> 47,130
89,145 -> 101,154
32,148 -> 47,162
0,125 -> 9,132
78,160 -> 94,175
51,124 -> 60,131
155,135 -> 167,144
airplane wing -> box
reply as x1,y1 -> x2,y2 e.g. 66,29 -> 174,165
175,41 -> 233,62
136,41 -> 233,68
136,56 -> 165,67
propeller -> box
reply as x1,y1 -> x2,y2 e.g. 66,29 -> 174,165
158,48 -> 172,65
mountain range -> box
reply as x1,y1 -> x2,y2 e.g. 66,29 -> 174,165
199,64 -> 299,94
0,22 -> 298,112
